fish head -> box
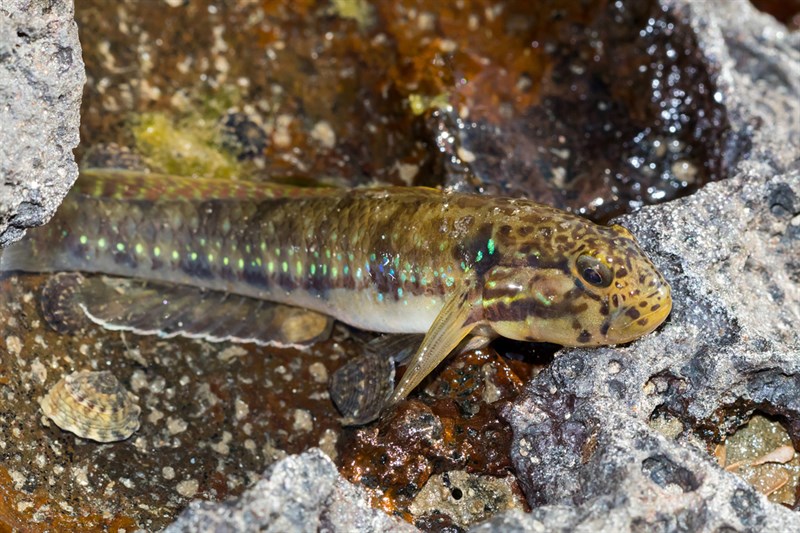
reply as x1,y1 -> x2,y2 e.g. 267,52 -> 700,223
481,222 -> 671,347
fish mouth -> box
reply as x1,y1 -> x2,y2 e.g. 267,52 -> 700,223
607,286 -> 672,341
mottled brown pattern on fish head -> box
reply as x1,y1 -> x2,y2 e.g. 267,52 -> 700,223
477,202 -> 672,347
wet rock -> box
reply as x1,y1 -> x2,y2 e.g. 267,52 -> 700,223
0,1 -> 84,246
409,470 -> 524,529
337,348 -> 526,522
1,0 -> 796,529
494,0 -> 800,530
428,0 -> 738,221
0,273 -> 354,529
165,448 -> 416,533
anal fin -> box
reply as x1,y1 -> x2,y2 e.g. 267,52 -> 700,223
41,273 -> 333,346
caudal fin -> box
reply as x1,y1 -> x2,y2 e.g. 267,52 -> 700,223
0,237 -> 55,273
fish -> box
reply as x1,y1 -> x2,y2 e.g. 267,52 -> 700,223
1,169 -> 672,417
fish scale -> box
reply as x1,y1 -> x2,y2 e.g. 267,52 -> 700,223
8,174 -> 486,331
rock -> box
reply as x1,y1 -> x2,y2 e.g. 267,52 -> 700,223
0,1 -> 84,246
165,448 -> 416,533
163,0 -> 800,530
493,0 -> 800,531
409,470 -> 525,529
3,0 -> 796,529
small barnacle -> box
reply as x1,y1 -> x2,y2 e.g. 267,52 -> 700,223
40,370 -> 141,443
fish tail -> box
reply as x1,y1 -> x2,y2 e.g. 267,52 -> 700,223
0,234 -> 59,273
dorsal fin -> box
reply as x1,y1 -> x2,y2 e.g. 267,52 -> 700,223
76,168 -> 342,202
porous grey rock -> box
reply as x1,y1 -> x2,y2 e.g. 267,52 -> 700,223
0,1 -> 84,246
494,0 -> 800,531
165,449 -> 417,533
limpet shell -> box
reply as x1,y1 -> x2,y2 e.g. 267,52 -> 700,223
40,272 -> 90,334
40,370 -> 140,443
330,350 -> 395,426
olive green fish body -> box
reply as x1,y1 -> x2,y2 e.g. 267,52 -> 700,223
3,170 -> 672,407
3,170 -> 671,344
7,175 -> 468,333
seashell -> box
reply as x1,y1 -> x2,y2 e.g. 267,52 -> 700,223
40,370 -> 140,443
40,272 -> 91,334
330,350 -> 395,426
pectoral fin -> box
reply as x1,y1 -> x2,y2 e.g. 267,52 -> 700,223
41,273 -> 332,346
388,284 -> 481,405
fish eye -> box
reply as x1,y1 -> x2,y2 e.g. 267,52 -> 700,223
576,255 -> 613,288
